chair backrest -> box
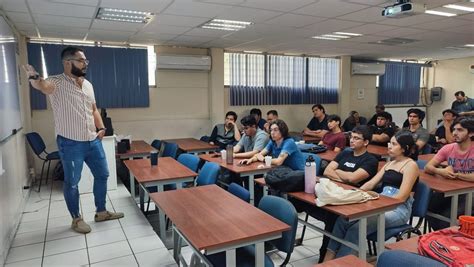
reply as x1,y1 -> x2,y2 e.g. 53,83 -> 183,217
416,159 -> 428,170
151,139 -> 162,151
228,182 -> 250,202
177,153 -> 200,172
195,162 -> 220,186
301,152 -> 322,176
162,142 -> 178,158
258,195 -> 298,255
377,250 -> 446,267
412,181 -> 431,218
420,143 -> 432,155
26,132 -> 46,156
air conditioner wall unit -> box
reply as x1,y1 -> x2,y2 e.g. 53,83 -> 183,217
351,62 -> 386,75
156,54 -> 212,71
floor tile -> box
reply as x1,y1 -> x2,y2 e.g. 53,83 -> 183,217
20,210 -> 49,223
288,255 -> 319,266
4,257 -> 42,267
300,236 -> 323,255
281,245 -> 314,262
11,230 -> 45,247
128,235 -> 165,254
42,248 -> 89,266
86,219 -> 122,232
88,241 -> 133,264
46,225 -> 83,241
16,219 -> 47,234
47,215 -> 73,229
135,248 -> 176,267
5,243 -> 44,264
90,255 -> 138,267
118,214 -> 149,227
44,235 -> 86,256
122,223 -> 156,240
86,228 -> 127,248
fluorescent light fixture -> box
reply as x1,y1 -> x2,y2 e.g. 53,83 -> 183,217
425,10 -> 457,17
243,50 -> 262,53
444,4 -> 474,12
322,34 -> 351,39
465,44 -> 474,47
96,7 -> 154,23
333,32 -> 363,36
312,36 -> 339,41
201,19 -> 253,31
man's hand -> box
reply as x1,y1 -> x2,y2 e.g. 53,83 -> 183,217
438,166 -> 456,179
255,154 -> 264,162
23,64 -> 39,80
97,129 -> 106,140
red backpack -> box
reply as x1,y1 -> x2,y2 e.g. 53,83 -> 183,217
418,227 -> 474,267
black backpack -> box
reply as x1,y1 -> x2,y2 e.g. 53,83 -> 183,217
264,165 -> 304,192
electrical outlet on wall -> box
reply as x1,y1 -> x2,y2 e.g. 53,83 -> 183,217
357,88 -> 365,99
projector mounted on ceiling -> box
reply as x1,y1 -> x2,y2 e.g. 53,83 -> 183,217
382,0 -> 425,18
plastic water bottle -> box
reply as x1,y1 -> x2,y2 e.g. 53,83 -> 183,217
226,144 -> 234,164
304,155 -> 317,194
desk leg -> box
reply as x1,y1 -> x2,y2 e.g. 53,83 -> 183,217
173,226 -> 179,263
158,185 -> 166,240
255,242 -> 264,267
376,213 -> 385,257
139,185 -> 145,213
466,192 -> 472,216
263,185 -> 268,197
450,194 -> 459,226
129,170 -> 136,199
358,218 -> 367,260
249,174 -> 255,205
225,249 -> 236,267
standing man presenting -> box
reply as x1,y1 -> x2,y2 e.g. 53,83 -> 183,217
24,47 -> 123,234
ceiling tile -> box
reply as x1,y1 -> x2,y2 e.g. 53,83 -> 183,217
196,0 -> 246,4
412,18 -> 473,30
29,0 -> 97,18
239,0 -> 317,12
346,35 -> 387,43
12,23 -> 36,32
152,14 -> 209,27
38,25 -> 89,34
91,19 -> 146,32
293,0 -> 369,17
1,0 -> 29,12
50,0 -> 99,6
343,23 -> 398,34
374,27 -> 426,37
183,28 -> 233,38
344,0 -> 391,6
378,14 -> 443,27
41,32 -> 86,39
142,23 -> 192,35
215,6 -> 282,23
263,14 -> 327,28
337,6 -> 386,23
34,14 -> 92,28
303,19 -> 364,35
162,0 -> 233,18
172,35 -> 217,43
457,12 -> 474,21
100,0 -> 173,13
4,11 -> 33,24
206,38 -> 248,48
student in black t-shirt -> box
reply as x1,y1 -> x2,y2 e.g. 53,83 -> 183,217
291,125 -> 378,263
435,109 -> 457,145
303,104 -> 329,138
370,111 -> 395,147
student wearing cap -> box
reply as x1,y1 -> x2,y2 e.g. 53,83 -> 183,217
403,108 -> 430,152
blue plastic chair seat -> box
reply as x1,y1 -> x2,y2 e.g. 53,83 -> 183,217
46,151 -> 60,160
207,244 -> 274,267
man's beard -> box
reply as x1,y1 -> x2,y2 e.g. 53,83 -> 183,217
71,64 -> 86,77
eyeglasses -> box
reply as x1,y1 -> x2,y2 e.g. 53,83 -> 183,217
68,59 -> 89,65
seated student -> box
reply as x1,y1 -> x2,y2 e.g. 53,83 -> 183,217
452,90 -> 474,117
264,109 -> 278,133
367,104 -> 387,126
323,131 -> 419,260
298,126 -> 378,262
209,111 -> 241,149
319,115 -> 346,152
303,104 -> 329,138
435,109 -> 457,146
250,108 -> 267,131
241,119 -> 304,171
233,115 -> 269,159
425,117 -> 474,230
342,111 -> 367,132
403,108 -> 430,152
370,111 -> 395,146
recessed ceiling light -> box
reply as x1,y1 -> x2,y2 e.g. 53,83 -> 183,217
444,4 -> 474,12
96,7 -> 154,23
425,10 -> 457,17
465,44 -> 474,47
333,32 -> 363,36
201,19 -> 253,31
243,50 -> 262,53
312,36 -> 340,41
322,34 -> 351,39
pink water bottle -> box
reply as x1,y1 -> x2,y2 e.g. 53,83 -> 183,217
304,155 -> 317,194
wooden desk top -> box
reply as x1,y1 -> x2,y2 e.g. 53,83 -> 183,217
316,150 -> 339,162
367,145 -> 388,157
123,157 -> 197,183
315,255 -> 371,267
418,154 -> 435,161
289,131 -> 321,143
200,153 -> 272,174
420,171 -> 474,194
116,140 -> 155,158
150,185 -> 290,251
288,183 -> 403,220
162,138 -> 218,152
385,226 -> 459,253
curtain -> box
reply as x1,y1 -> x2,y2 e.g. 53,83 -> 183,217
307,58 -> 339,104
267,55 -> 306,105
27,43 -> 149,110
378,62 -> 421,104
229,53 -> 266,106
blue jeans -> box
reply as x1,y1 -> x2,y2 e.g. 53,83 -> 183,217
327,186 -> 414,258
56,135 -> 109,218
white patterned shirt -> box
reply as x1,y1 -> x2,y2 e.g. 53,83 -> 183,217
47,73 -> 97,141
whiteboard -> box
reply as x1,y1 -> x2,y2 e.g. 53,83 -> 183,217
385,105 -> 427,128
0,15 -> 21,142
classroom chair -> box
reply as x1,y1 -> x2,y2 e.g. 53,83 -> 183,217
150,139 -> 162,151
26,132 -> 60,192
161,142 -> 178,158
228,182 -> 251,202
416,159 -> 428,170
377,250 -> 445,267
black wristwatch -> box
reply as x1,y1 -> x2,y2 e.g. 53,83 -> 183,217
28,74 -> 40,80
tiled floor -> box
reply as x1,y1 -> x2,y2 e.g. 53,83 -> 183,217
6,178 -> 330,267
